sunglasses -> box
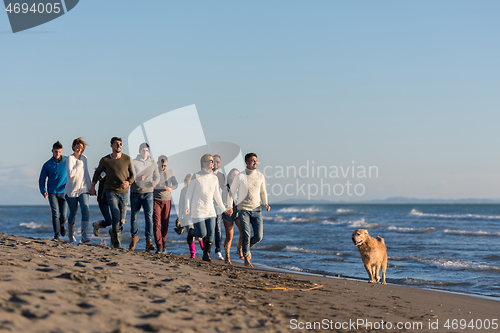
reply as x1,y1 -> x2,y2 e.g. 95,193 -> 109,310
114,142 -> 123,146
205,159 -> 214,163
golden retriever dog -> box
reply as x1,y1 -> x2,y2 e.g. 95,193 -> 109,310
352,229 -> 387,284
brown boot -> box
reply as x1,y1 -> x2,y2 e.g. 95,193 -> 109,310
145,239 -> 155,253
129,235 -> 139,250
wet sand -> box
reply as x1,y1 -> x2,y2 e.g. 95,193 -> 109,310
0,233 -> 498,332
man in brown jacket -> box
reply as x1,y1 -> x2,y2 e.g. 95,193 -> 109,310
90,137 -> 134,248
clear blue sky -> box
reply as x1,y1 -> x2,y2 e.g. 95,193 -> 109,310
1,1 -> 499,204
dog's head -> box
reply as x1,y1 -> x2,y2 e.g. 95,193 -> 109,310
352,229 -> 370,247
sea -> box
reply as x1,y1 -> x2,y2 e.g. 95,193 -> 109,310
1,204 -> 500,299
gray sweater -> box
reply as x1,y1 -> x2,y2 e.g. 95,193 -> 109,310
130,155 -> 160,194
153,168 -> 178,201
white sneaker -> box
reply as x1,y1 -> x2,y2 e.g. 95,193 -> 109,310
216,252 -> 224,260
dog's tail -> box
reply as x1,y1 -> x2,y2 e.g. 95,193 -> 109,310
376,236 -> 385,245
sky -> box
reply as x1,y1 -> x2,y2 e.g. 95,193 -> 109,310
1,1 -> 500,205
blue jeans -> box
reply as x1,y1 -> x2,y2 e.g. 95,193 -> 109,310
66,193 -> 90,241
106,191 -> 128,233
48,193 -> 67,238
98,201 -> 112,228
193,217 -> 216,243
130,192 -> 154,240
238,210 -> 263,258
214,214 -> 223,253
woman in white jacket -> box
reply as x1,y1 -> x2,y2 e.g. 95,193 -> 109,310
65,137 -> 92,243
185,154 -> 227,261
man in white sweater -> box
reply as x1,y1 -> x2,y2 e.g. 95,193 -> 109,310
227,153 -> 270,267
185,154 -> 228,261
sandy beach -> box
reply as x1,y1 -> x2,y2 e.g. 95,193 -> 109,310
0,233 -> 498,333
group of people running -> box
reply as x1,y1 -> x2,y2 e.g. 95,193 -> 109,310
39,137 -> 270,267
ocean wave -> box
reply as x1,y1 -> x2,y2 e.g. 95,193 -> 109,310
335,208 -> 364,215
321,220 -> 348,225
278,266 -> 307,272
271,216 -> 319,224
485,255 -> 500,260
388,226 -> 436,233
409,209 -> 500,220
257,244 -> 343,256
257,245 -> 287,252
284,246 -> 343,256
276,207 -> 323,214
19,222 -> 48,229
395,256 -> 500,272
167,239 -> 189,244
321,258 -> 345,262
397,277 -> 471,287
444,229 -> 500,237
346,218 -> 378,229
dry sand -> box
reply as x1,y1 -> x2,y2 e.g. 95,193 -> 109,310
0,233 -> 499,332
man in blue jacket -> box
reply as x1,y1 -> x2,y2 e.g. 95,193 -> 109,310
39,141 -> 68,240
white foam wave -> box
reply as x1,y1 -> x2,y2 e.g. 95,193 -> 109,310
409,209 -> 500,220
279,266 -> 306,272
409,209 -> 425,216
20,222 -> 45,229
401,277 -> 470,287
444,229 -> 500,237
285,246 -> 335,255
402,256 -> 500,272
321,220 -> 347,225
272,216 -> 317,223
288,216 -> 311,223
276,207 -> 322,214
388,226 -> 436,233
167,239 -> 188,244
336,208 -> 357,215
347,218 -> 378,228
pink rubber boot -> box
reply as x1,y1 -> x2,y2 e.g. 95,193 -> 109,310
189,241 -> 196,258
198,238 -> 204,250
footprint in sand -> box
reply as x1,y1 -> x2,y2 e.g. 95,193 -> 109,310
175,285 -> 192,294
9,294 -> 30,304
151,299 -> 166,304
21,309 -> 50,319
41,290 -> 56,294
77,302 -> 95,309
36,268 -> 54,272
161,278 -> 175,282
